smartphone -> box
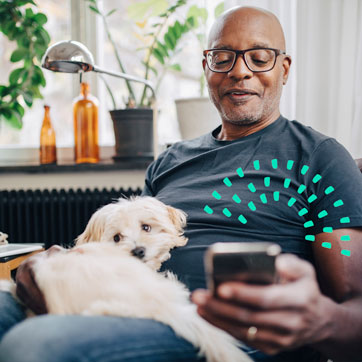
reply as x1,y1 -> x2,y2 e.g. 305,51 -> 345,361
204,242 -> 281,295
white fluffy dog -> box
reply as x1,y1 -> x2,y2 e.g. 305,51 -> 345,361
15,197 -> 252,362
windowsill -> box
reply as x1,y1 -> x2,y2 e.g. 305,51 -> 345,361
0,145 -> 153,173
0,158 -> 153,174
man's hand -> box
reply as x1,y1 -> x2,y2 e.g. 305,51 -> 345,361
16,245 -> 64,315
192,254 -> 333,355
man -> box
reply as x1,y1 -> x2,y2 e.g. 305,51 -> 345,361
0,6 -> 362,362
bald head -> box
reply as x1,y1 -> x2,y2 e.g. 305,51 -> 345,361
208,6 -> 286,51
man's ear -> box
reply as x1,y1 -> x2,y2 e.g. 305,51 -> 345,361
282,55 -> 292,85
202,58 -> 207,71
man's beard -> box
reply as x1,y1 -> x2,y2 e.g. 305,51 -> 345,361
218,107 -> 261,126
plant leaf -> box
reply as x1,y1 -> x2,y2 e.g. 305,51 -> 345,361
89,5 -> 101,15
12,101 -> 25,117
33,13 -> 47,26
21,90 -> 33,106
8,111 -> 23,129
169,63 -> 181,71
106,8 -> 117,17
214,1 -> 225,18
173,20 -> 182,38
9,68 -> 25,85
152,47 -> 164,64
10,48 -> 28,62
156,41 -> 168,57
164,30 -> 176,50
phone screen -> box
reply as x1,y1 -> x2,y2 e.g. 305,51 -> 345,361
205,242 -> 281,294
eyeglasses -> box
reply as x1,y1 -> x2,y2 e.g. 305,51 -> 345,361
203,48 -> 286,73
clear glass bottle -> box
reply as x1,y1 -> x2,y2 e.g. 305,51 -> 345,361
73,82 -> 99,163
39,105 -> 57,164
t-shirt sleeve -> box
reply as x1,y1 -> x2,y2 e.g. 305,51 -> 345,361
141,149 -> 169,196
141,161 -> 156,196
306,138 -> 362,234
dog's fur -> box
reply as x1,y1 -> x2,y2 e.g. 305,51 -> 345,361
7,197 -> 252,362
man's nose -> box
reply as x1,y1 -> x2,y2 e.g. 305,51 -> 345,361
227,54 -> 253,79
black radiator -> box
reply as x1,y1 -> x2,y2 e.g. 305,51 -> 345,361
0,187 -> 142,248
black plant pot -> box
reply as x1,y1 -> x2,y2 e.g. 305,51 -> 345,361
110,108 -> 154,161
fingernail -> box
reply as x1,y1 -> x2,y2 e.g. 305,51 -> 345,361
219,285 -> 232,298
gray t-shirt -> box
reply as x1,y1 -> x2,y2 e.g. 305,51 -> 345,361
143,115 -> 362,291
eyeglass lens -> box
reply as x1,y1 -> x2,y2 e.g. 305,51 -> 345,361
207,49 -> 276,72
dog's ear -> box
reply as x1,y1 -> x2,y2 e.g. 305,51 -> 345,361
167,206 -> 187,233
75,203 -> 117,245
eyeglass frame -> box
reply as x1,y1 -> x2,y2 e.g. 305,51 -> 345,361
203,47 -> 286,73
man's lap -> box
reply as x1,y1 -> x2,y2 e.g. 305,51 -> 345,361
0,291 -> 317,362
0,301 -> 201,362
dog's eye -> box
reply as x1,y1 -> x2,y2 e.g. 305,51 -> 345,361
113,234 -> 122,243
141,224 -> 151,232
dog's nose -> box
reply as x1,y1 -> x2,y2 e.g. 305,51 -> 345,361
131,247 -> 146,259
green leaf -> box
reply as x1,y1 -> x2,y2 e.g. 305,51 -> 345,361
106,9 -> 117,17
33,66 -> 46,87
0,86 -> 8,97
152,48 -> 164,64
173,20 -> 182,38
127,0 -> 168,21
10,48 -> 28,62
186,5 -> 207,24
169,63 -> 181,71
164,30 -> 176,50
18,33 -> 30,47
25,8 -> 34,18
8,111 -> 23,129
1,108 -> 13,120
214,1 -> 225,18
185,16 -> 196,30
15,0 -> 36,6
89,5 -> 101,15
33,13 -> 47,26
9,68 -> 25,85
37,28 -> 51,47
1,20 -> 16,36
156,41 -> 168,57
12,101 -> 25,117
21,91 -> 33,106
30,85 -> 43,99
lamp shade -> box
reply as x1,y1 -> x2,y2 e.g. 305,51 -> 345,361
42,40 -> 95,73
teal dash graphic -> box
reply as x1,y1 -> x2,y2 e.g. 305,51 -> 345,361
202,158 -> 352,256
212,191 -> 221,200
248,183 -> 256,192
301,165 -> 309,175
223,208 -> 232,217
232,194 -> 241,203
287,160 -> 294,170
223,177 -> 232,187
204,205 -> 213,214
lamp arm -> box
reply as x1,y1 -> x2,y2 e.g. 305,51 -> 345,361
93,65 -> 155,100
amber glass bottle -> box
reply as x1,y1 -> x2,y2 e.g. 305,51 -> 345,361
39,105 -> 57,164
73,82 -> 99,163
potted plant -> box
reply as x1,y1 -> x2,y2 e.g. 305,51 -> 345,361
0,0 -> 50,129
85,0 -> 205,160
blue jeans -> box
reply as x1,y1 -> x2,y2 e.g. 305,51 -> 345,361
0,291 -> 318,362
